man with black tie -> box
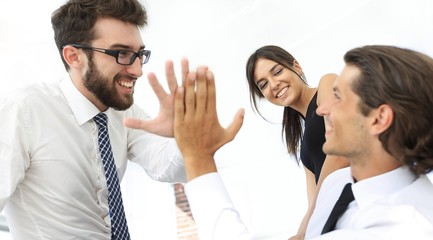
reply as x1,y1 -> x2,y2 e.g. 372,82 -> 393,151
304,45 -> 433,239
126,45 -> 433,239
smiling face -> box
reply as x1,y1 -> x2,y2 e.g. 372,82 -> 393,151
253,58 -> 305,107
79,17 -> 145,111
83,55 -> 136,111
316,65 -> 372,160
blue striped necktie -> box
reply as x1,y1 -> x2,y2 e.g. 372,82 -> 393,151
94,113 -> 131,240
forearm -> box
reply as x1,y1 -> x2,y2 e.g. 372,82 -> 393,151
292,168 -> 316,239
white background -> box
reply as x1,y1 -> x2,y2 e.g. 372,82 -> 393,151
1,0 -> 433,239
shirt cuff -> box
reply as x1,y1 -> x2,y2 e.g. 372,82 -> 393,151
185,172 -> 232,209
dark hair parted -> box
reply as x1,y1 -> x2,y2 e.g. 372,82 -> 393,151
246,45 -> 307,160
345,45 -> 433,175
51,0 -> 148,70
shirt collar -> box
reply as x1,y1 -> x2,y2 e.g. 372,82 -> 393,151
60,74 -> 101,125
352,166 -> 416,209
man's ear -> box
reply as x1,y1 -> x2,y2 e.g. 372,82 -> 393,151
62,45 -> 84,69
369,104 -> 394,135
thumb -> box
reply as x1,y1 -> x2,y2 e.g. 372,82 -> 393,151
123,118 -> 152,131
226,108 -> 245,141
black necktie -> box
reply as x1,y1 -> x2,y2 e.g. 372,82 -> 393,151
321,183 -> 354,234
94,113 -> 131,240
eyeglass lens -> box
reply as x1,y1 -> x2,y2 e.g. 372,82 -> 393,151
117,51 -> 145,65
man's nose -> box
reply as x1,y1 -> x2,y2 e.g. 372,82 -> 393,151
316,98 -> 331,116
126,57 -> 143,77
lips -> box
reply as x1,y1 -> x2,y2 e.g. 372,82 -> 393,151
324,122 -> 333,137
118,80 -> 134,89
276,86 -> 288,98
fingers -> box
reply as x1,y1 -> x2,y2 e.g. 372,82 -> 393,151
147,72 -> 167,100
147,58 -> 188,104
195,67 -> 208,114
206,70 -> 216,115
149,59 -> 188,97
174,86 -> 185,127
184,71 -> 197,118
165,60 -> 178,94
181,58 -> 189,86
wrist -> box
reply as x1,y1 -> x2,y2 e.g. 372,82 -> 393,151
184,155 -> 217,181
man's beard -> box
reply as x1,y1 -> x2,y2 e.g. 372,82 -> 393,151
83,59 -> 134,111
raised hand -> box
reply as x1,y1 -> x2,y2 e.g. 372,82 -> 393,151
123,58 -> 190,137
174,66 -> 244,180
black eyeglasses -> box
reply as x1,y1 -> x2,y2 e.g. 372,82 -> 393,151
66,44 -> 151,66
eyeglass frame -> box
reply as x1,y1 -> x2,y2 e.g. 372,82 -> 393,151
62,44 -> 151,66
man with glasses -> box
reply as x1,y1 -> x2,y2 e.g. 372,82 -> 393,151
0,0 -> 187,239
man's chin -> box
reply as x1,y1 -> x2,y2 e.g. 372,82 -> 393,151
322,143 -> 334,156
110,99 -> 133,111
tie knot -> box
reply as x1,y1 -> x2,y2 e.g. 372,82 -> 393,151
339,183 -> 355,204
93,112 -> 108,128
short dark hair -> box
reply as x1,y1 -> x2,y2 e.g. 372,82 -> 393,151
51,0 -> 148,70
345,45 -> 433,174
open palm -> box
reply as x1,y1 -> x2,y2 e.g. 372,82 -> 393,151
124,59 -> 189,137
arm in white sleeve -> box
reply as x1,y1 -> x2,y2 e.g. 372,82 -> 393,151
126,104 -> 187,183
131,137 -> 187,183
0,97 -> 30,210
185,172 -> 254,240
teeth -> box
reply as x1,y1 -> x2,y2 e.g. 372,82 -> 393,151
276,87 -> 288,98
119,81 -> 133,88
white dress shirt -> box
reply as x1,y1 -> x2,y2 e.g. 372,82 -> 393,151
306,167 -> 433,240
185,166 -> 433,240
0,75 -> 186,240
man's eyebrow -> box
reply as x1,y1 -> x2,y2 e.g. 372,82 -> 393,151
109,44 -> 145,50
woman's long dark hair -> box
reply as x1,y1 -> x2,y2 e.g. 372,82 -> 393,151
246,45 -> 307,161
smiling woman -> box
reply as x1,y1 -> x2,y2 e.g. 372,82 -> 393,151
245,45 -> 349,239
